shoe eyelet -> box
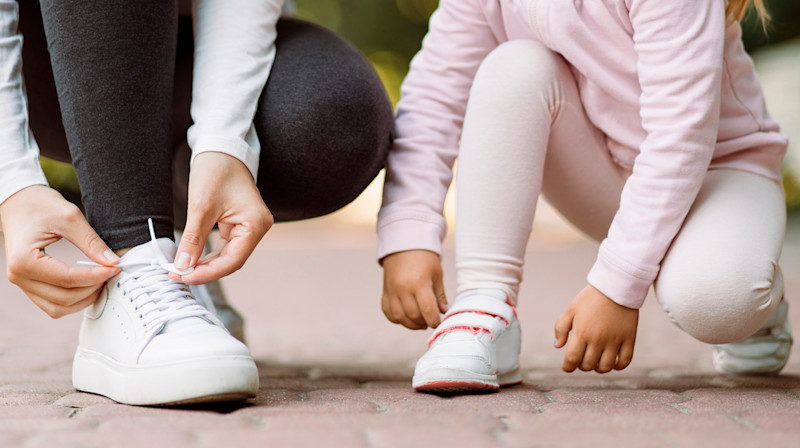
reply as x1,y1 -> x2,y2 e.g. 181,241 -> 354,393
117,282 -> 120,287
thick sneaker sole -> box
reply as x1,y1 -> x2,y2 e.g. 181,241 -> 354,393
413,367 -> 522,393
73,347 -> 259,406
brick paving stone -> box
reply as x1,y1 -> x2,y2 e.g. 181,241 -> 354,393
529,403 -> 745,432
705,374 -> 800,389
194,427 -> 367,448
257,376 -> 361,391
740,407 -> 800,431
500,428 -> 674,448
523,370 -> 629,390
0,392 -> 58,405
0,374 -> 74,395
21,428 -> 197,448
0,405 -> 73,419
547,389 -> 687,405
74,403 -> 249,422
53,392 -> 116,408
663,429 -> 800,448
682,388 -> 800,414
389,386 -> 549,414
366,423 -> 500,448
234,394 -> 378,416
612,375 -> 717,391
0,418 -> 91,433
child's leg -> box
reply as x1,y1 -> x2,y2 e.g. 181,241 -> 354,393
456,40 -> 627,304
655,169 -> 786,344
414,40 -> 627,392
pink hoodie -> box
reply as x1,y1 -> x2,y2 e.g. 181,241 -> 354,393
377,0 -> 787,308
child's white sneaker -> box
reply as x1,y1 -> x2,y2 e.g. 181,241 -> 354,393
712,299 -> 793,376
412,289 -> 521,392
72,224 -> 258,405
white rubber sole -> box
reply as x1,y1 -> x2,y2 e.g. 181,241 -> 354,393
73,347 -> 259,406
413,366 -> 522,393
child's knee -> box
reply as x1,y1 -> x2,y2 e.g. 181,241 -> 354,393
474,40 -> 566,97
655,259 -> 783,344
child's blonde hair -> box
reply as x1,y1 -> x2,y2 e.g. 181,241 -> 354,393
727,0 -> 770,28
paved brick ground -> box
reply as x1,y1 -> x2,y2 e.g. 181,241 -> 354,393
1,216 -> 799,448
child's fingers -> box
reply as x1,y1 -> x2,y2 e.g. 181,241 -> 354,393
596,348 -> 618,374
415,288 -> 442,328
615,341 -> 635,370
579,344 -> 603,372
561,337 -> 586,372
392,294 -> 426,330
381,292 -> 399,324
433,279 -> 448,314
553,310 -> 574,348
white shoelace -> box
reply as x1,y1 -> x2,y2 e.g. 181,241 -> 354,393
80,219 -> 211,331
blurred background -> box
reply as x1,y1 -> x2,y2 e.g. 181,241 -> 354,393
40,0 -> 800,232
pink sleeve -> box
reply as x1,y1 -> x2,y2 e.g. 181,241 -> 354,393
376,0 -> 498,260
587,0 -> 726,308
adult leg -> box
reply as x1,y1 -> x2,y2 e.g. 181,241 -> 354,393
254,19 -> 392,221
172,18 -> 393,226
33,0 -> 179,249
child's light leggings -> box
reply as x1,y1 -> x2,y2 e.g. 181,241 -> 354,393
456,40 -> 786,344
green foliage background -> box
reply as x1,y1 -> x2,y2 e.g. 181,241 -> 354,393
41,0 -> 800,213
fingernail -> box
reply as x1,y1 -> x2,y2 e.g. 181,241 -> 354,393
176,252 -> 191,270
104,250 -> 120,262
553,339 -> 559,348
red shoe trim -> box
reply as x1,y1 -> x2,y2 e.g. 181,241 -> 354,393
427,325 -> 493,347
442,310 -> 510,327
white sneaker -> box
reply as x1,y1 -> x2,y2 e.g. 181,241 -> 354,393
412,289 -> 522,393
175,230 -> 246,343
712,299 -> 793,376
73,222 -> 259,405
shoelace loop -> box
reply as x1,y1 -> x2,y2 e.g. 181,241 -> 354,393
80,219 -> 210,331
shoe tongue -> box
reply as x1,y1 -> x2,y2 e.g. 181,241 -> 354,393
454,288 -> 507,304
120,238 -> 177,264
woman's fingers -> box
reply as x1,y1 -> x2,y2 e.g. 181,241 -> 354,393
179,223 -> 266,284
27,285 -> 104,319
55,206 -> 119,267
11,255 -> 118,290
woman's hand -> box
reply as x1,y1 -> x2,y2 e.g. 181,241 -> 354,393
554,285 -> 638,373
0,185 -> 120,318
173,152 -> 272,284
381,250 -> 448,329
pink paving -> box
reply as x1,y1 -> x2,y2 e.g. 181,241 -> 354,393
1,216 -> 799,447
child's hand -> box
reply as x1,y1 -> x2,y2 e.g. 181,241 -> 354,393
381,250 -> 448,330
554,285 -> 638,373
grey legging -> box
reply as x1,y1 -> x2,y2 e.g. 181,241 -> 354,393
19,0 -> 393,250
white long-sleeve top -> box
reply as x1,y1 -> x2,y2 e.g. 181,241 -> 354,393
0,0 -> 289,205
